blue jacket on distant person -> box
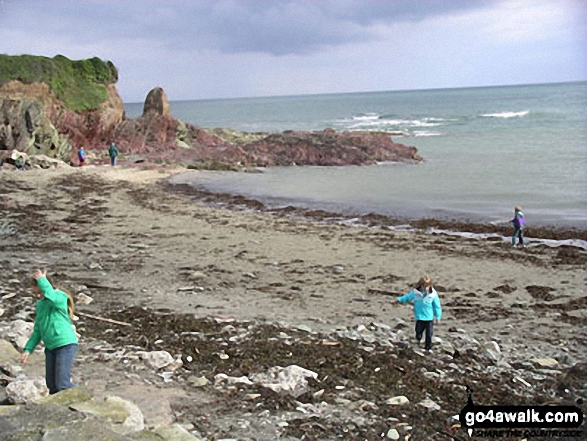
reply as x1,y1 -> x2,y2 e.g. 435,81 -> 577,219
397,287 -> 442,321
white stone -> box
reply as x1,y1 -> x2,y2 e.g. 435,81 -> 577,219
387,428 -> 400,440
139,351 -> 175,370
214,373 -> 253,386
386,395 -> 409,406
531,357 -> 558,368
76,293 -> 94,305
6,377 -> 49,403
418,398 -> 441,411
482,341 -> 501,353
250,365 -> 318,398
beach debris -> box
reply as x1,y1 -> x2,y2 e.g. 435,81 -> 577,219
2,292 -> 17,299
77,312 -> 131,327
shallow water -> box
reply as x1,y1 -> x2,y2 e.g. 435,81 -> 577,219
129,82 -> 587,227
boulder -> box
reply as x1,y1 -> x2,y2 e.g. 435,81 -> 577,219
142,87 -> 171,119
6,377 -> 49,403
0,339 -> 20,365
71,396 -> 145,434
154,424 -> 201,440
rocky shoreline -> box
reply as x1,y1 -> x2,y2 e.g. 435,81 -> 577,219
0,166 -> 586,440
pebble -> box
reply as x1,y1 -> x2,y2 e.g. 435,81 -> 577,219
387,428 -> 400,440
386,396 -> 409,406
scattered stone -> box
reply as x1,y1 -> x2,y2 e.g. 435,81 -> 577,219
38,387 -> 93,406
77,293 -> 94,305
214,373 -> 253,386
418,398 -> 441,411
386,395 -> 409,406
153,423 -> 200,440
188,376 -> 209,387
387,428 -> 400,440
139,350 -> 175,370
0,339 -> 20,364
250,365 -> 318,398
531,357 -> 559,368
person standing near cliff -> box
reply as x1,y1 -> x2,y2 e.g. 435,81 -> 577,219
511,205 -> 526,247
21,269 -> 79,395
78,147 -> 86,166
108,142 -> 118,166
392,275 -> 442,353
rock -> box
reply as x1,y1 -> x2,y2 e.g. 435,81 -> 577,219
417,398 -> 441,411
188,376 -> 209,387
480,341 -> 502,362
0,339 -> 20,365
77,293 -> 94,305
41,418 -> 129,441
38,387 -> 93,406
531,357 -> 559,368
386,395 -> 409,406
6,377 -> 49,403
0,307 -> 4,317
214,373 -> 253,386
142,87 -> 171,119
387,428 -> 400,440
139,350 -> 175,370
154,423 -> 201,440
250,365 -> 318,398
71,396 -> 145,434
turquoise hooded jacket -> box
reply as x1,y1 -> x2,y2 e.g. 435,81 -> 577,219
24,276 -> 78,353
397,287 -> 442,321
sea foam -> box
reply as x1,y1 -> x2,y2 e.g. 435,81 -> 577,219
480,110 -> 529,118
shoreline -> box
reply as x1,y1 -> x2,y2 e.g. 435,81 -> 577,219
165,177 -> 587,245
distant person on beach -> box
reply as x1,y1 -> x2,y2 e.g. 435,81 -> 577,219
78,147 -> 86,166
511,205 -> 526,247
392,275 -> 442,353
21,269 -> 79,395
15,155 -> 25,171
108,142 -> 118,166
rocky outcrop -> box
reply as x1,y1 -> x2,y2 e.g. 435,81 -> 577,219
239,129 -> 422,166
1,55 -> 423,168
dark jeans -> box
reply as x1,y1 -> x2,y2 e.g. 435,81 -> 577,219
110,156 -> 117,166
415,320 -> 434,350
45,343 -> 78,394
512,227 -> 524,246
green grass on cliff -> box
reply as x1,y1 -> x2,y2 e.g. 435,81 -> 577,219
0,54 -> 118,111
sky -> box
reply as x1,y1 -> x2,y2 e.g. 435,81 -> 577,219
1,0 -> 586,102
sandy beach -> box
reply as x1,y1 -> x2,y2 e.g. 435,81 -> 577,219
1,165 -> 585,440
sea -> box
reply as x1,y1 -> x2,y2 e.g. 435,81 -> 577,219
125,82 -> 587,229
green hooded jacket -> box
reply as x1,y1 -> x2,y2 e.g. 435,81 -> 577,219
24,277 -> 78,352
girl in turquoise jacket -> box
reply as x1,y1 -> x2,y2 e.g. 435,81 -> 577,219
21,269 -> 79,394
393,275 -> 442,353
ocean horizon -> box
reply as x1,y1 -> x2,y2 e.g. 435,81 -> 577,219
126,81 -> 587,229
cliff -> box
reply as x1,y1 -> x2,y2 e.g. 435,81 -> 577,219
0,54 -> 422,168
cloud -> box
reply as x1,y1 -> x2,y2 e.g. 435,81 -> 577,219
1,0 -> 496,56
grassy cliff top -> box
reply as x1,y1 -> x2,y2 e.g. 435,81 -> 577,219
0,54 -> 119,112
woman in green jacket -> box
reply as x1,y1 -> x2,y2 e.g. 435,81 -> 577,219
21,269 -> 79,394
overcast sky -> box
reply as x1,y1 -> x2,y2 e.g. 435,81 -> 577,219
1,0 -> 586,102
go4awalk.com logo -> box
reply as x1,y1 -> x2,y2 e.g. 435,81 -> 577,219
459,387 -> 584,438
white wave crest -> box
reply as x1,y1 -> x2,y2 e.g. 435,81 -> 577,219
414,131 -> 444,137
352,113 -> 379,121
480,110 -> 529,118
